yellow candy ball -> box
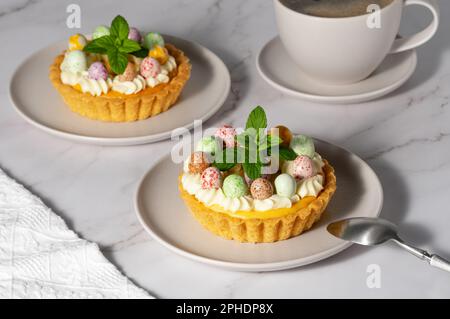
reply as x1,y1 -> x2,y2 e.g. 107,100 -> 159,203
73,84 -> 82,92
149,45 -> 169,65
69,34 -> 87,51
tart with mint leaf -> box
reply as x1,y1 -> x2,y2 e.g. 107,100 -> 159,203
49,15 -> 191,122
179,106 -> 336,243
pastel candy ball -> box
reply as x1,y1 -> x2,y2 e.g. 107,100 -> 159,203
63,50 -> 87,73
293,155 -> 314,180
215,125 -> 236,148
250,178 -> 273,200
88,62 -> 108,80
196,136 -> 221,155
223,174 -> 248,198
118,62 -> 137,81
188,152 -> 210,174
143,32 -> 165,50
68,34 -> 87,51
270,125 -> 293,147
128,27 -> 142,42
149,45 -> 169,65
92,25 -> 110,39
290,135 -> 315,158
201,167 -> 222,190
244,172 -> 270,187
275,174 -> 296,198
140,57 -> 161,78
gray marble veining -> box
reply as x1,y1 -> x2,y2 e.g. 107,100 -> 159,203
1,0 -> 450,298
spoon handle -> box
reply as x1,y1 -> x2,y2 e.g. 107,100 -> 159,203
393,239 -> 450,273
430,255 -> 450,273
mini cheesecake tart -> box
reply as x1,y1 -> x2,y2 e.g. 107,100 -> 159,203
179,161 -> 335,243
178,107 -> 337,243
49,16 -> 191,122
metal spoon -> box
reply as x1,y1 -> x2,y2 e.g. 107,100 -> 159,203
327,217 -> 450,273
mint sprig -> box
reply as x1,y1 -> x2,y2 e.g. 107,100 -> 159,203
84,15 -> 148,74
213,106 -> 298,180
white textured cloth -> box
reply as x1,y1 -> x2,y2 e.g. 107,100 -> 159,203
0,169 -> 151,299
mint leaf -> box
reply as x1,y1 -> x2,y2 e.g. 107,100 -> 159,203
110,15 -> 129,40
107,48 -> 129,74
246,106 -> 267,131
236,129 -> 257,150
119,39 -> 142,53
130,48 -> 149,58
214,148 -> 240,171
83,42 -> 107,54
259,134 -> 282,151
84,36 -> 116,54
243,162 -> 262,180
278,147 -> 297,161
214,162 -> 236,171
96,36 -> 116,50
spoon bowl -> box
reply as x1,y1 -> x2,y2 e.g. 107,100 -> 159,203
327,217 -> 450,273
327,217 -> 399,246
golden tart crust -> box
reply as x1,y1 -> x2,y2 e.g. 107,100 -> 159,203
179,160 -> 337,243
49,44 -> 191,122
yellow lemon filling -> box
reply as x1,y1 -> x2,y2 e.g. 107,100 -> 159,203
205,196 -> 316,219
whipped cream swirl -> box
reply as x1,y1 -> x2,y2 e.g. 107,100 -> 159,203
60,70 -> 112,96
297,175 -> 324,198
112,75 -> 146,95
60,52 -> 178,95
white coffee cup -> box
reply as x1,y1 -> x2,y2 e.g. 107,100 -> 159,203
273,0 -> 440,84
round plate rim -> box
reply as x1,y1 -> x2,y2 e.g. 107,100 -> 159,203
9,36 -> 231,146
256,36 -> 417,105
134,138 -> 384,272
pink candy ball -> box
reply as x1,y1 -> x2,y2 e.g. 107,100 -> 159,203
128,27 -> 142,42
201,167 -> 222,190
293,155 -> 314,180
215,125 -> 236,148
140,57 -> 161,78
88,62 -> 108,80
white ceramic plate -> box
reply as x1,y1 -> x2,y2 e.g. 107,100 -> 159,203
9,36 -> 230,146
135,139 -> 383,272
257,37 -> 417,104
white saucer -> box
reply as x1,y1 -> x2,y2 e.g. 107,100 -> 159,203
9,36 -> 230,146
135,139 -> 383,272
257,37 -> 417,104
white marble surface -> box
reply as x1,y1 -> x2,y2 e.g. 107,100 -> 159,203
1,0 -> 450,298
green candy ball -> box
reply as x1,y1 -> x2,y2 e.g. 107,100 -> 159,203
290,135 -> 315,158
274,174 -> 296,198
223,175 -> 248,198
196,137 -> 220,155
92,25 -> 110,39
143,32 -> 165,50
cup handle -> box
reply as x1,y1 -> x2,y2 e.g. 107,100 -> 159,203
390,0 -> 440,54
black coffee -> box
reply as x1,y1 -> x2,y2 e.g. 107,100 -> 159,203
280,0 -> 393,18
